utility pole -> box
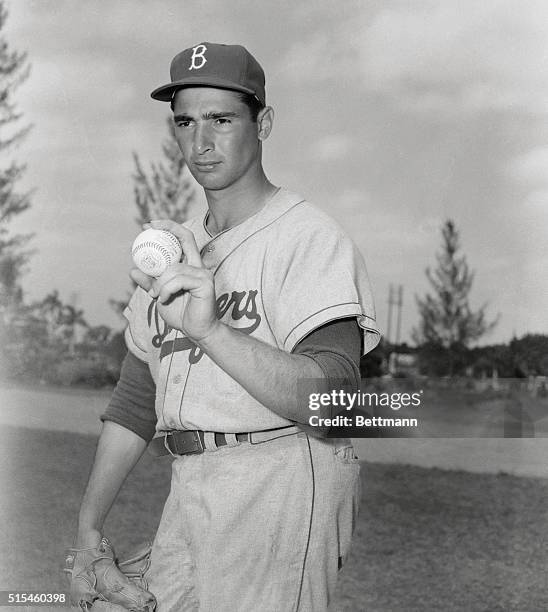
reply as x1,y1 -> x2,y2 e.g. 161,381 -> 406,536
387,285 -> 403,375
387,284 -> 403,346
395,285 -> 403,346
386,284 -> 394,344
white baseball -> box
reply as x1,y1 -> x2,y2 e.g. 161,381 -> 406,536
131,228 -> 183,277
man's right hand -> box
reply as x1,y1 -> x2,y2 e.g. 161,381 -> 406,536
130,220 -> 220,345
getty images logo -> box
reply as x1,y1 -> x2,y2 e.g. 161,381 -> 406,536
189,44 -> 207,70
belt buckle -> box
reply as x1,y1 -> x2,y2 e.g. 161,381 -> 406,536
170,430 -> 204,455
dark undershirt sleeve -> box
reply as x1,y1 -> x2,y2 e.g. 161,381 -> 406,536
293,317 -> 361,387
101,351 -> 158,443
291,317 -> 362,436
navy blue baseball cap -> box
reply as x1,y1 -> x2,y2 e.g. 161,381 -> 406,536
151,42 -> 266,105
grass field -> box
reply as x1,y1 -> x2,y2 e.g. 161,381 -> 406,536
1,425 -> 548,611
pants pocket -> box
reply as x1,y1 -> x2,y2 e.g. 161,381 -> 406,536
333,442 -> 360,464
331,441 -> 361,568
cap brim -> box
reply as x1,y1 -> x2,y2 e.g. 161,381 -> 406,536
151,76 -> 258,102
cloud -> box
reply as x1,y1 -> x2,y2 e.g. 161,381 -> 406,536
335,188 -> 371,213
508,148 -> 548,217
326,189 -> 428,259
509,147 -> 548,187
524,190 -> 548,208
417,215 -> 446,237
280,0 -> 548,115
362,1 -> 548,114
277,30 -> 354,84
314,134 -> 352,161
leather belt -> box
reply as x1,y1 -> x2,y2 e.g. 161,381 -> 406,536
148,425 -> 299,457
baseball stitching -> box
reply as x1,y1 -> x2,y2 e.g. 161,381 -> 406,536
132,241 -> 174,261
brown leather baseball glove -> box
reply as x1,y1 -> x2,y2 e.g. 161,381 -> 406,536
63,537 -> 156,611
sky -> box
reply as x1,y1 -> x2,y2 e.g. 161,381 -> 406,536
4,0 -> 548,345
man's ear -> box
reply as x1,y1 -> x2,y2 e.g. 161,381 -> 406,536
257,106 -> 274,141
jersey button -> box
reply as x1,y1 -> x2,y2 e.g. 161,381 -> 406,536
173,375 -> 182,384
205,244 -> 215,253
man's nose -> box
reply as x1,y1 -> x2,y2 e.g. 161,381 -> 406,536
194,123 -> 214,154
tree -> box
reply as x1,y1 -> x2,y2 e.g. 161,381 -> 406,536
29,290 -> 88,351
132,117 -> 195,225
0,2 -> 33,316
508,334 -> 548,377
360,337 -> 387,378
412,220 -> 498,375
110,117 -> 196,317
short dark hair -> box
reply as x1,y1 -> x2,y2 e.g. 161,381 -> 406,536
170,88 -> 265,121
236,92 -> 265,122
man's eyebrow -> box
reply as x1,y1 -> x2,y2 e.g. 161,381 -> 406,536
204,111 -> 238,119
173,111 -> 239,122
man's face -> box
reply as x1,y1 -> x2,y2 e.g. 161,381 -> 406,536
172,87 -> 265,192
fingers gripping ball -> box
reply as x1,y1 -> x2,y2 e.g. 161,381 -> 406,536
131,229 -> 183,278
63,537 -> 156,611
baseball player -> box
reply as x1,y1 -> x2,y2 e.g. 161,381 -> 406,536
70,42 -> 380,611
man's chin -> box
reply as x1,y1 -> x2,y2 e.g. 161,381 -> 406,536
198,180 -> 227,191
190,170 -> 226,191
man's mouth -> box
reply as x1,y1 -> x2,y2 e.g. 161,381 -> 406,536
194,161 -> 221,170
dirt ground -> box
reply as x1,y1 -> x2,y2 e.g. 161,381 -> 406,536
2,425 -> 548,611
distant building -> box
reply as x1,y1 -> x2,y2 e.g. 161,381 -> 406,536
388,352 -> 419,377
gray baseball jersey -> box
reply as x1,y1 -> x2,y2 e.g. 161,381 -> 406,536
124,188 -> 380,434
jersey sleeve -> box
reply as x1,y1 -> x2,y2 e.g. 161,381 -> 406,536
123,287 -> 153,362
262,217 -> 381,355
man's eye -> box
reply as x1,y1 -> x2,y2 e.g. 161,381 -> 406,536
215,118 -> 231,125
176,120 -> 192,128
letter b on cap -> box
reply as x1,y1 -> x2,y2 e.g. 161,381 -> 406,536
189,44 -> 207,70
